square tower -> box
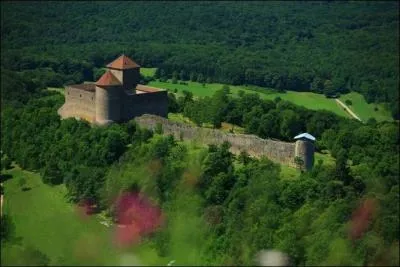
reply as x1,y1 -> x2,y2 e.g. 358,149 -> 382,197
106,55 -> 141,92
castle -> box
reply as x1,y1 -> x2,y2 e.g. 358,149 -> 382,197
58,55 -> 168,125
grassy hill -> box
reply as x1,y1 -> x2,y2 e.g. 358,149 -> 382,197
1,166 -> 120,266
148,80 -> 351,118
339,92 -> 393,122
2,143 -> 334,265
146,73 -> 393,122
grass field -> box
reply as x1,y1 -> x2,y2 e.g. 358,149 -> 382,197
147,76 -> 394,122
339,92 -> 393,122
47,87 -> 64,95
1,166 -> 169,266
148,80 -> 353,118
140,68 -> 157,77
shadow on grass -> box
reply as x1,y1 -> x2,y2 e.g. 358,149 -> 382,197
22,187 -> 31,192
0,173 -> 13,183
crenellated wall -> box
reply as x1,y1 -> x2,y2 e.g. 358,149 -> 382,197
134,114 -> 311,169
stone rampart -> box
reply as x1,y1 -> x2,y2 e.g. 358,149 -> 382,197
135,114 -> 298,168
58,86 -> 96,123
123,91 -> 168,121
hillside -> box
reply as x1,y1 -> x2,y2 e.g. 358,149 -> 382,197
1,1 -> 399,266
1,1 -> 399,119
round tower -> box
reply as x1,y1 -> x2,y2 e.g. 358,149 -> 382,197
294,133 -> 315,171
95,71 -> 123,125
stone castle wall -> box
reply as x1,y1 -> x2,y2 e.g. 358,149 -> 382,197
123,91 -> 168,121
59,86 -> 168,125
95,85 -> 123,124
58,86 -> 96,123
134,114 -> 299,168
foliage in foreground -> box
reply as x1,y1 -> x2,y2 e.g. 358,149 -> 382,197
0,70 -> 398,265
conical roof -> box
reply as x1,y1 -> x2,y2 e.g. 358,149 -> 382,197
95,71 -> 121,86
106,54 -> 140,70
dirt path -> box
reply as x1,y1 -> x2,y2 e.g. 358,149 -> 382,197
335,99 -> 362,122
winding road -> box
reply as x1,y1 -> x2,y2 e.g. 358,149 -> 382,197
335,99 -> 362,122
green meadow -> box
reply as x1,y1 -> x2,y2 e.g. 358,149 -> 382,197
1,165 -> 189,265
339,92 -> 393,122
1,166 -> 121,266
148,80 -> 353,118
140,67 -> 157,78
141,66 -> 392,122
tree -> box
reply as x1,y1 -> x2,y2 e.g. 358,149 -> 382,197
189,72 -> 196,82
1,154 -> 12,170
179,69 -> 186,81
155,122 -> 163,134
41,159 -> 63,185
323,80 -> 336,97
335,149 -> 352,185
280,109 -> 301,140
0,214 -> 16,243
205,172 -> 236,205
197,73 -> 205,83
199,142 -> 234,194
311,77 -> 324,93
167,93 -> 179,113
238,151 -> 252,165
172,71 -> 178,84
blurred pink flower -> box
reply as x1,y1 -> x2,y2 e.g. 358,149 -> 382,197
113,192 -> 164,248
349,198 -> 376,241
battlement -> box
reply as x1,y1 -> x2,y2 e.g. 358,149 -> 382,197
134,114 -> 315,170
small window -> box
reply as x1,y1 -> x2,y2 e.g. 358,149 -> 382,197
92,97 -> 94,101
80,94 -> 82,98
67,92 -> 69,95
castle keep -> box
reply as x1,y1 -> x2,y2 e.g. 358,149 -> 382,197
58,55 -> 168,125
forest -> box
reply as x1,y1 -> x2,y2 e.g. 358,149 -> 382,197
1,66 -> 399,265
1,1 -> 399,265
1,1 -> 399,119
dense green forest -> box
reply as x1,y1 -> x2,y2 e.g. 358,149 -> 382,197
1,1 -> 399,119
1,66 -> 399,265
1,1 -> 399,265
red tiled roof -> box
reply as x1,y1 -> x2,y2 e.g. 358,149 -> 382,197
95,71 -> 121,86
106,55 -> 140,70
135,84 -> 161,93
